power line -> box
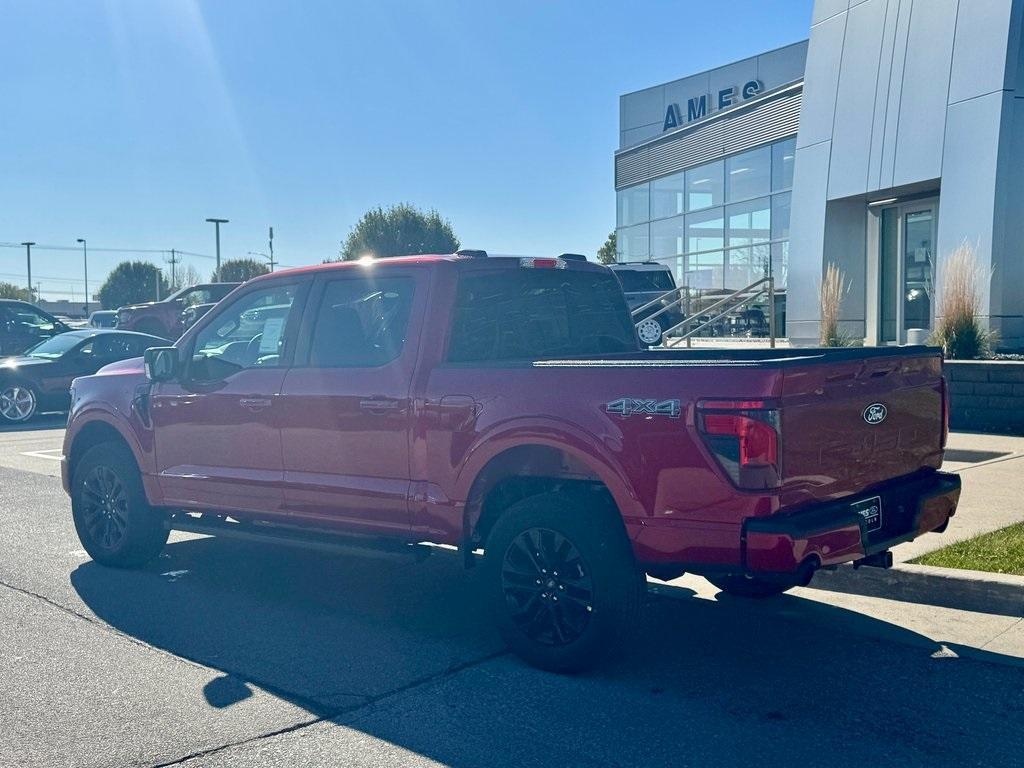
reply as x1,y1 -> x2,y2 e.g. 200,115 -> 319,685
0,242 -> 215,259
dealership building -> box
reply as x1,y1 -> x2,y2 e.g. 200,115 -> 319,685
616,0 -> 1024,348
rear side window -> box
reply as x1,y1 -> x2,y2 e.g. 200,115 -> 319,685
447,269 -> 638,363
308,277 -> 415,367
614,269 -> 675,293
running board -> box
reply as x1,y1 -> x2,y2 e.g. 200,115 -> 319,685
167,514 -> 432,562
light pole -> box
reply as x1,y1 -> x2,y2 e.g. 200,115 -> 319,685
21,242 -> 35,301
76,238 -> 89,316
206,218 -> 228,281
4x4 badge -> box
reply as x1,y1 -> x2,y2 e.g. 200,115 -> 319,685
607,398 -> 681,419
863,403 -> 887,425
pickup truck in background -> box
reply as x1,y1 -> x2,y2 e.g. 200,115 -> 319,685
62,252 -> 960,672
116,282 -> 240,340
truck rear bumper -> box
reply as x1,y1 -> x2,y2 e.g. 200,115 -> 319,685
743,470 -> 961,574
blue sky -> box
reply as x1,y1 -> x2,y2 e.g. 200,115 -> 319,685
0,0 -> 812,302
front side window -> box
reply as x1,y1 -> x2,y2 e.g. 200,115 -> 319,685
448,270 -> 637,363
308,277 -> 415,367
190,284 -> 297,379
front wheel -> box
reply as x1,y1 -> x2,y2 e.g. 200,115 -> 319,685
706,573 -> 794,598
483,492 -> 643,673
0,383 -> 38,423
71,442 -> 169,567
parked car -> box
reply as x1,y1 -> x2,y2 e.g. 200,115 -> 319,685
116,282 -> 240,340
608,262 -> 684,345
63,252 -> 960,672
0,329 -> 167,423
88,310 -> 118,329
0,300 -> 72,357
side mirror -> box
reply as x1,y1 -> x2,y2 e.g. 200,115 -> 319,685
144,347 -> 179,382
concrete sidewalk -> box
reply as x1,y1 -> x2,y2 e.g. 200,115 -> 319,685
893,430 -> 1024,562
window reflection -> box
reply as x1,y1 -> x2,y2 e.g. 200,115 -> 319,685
651,173 -> 684,220
616,184 -> 649,226
726,146 -> 771,202
685,160 -> 723,211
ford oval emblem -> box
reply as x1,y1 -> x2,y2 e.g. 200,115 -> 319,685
863,403 -> 887,425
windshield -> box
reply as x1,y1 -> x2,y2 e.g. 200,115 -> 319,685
614,269 -> 675,293
24,333 -> 83,359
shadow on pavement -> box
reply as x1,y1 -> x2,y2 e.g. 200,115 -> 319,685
0,412 -> 66,433
71,535 -> 1024,767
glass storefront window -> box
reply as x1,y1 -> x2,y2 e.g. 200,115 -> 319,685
685,160 -> 723,211
771,192 -> 791,289
651,173 -> 684,220
616,223 -> 649,262
726,198 -> 771,289
772,137 -> 796,191
616,183 -> 649,227
650,216 -> 684,259
726,145 -> 771,202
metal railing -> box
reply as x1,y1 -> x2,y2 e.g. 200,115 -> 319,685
631,275 -> 777,349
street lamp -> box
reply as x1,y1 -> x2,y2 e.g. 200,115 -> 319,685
76,238 -> 89,316
205,218 -> 229,281
21,242 -> 35,300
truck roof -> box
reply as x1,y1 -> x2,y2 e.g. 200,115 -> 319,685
260,253 -> 609,281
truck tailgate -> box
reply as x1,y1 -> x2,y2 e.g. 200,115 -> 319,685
778,351 -> 944,507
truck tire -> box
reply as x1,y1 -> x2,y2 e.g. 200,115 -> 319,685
706,574 -> 793,598
483,492 -> 643,673
71,442 -> 168,568
636,317 -> 664,346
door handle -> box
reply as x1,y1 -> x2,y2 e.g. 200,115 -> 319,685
239,397 -> 272,411
359,398 -> 402,414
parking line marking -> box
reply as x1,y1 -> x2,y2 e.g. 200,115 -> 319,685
19,449 -> 64,461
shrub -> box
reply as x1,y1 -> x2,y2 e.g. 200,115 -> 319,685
819,263 -> 856,346
930,242 -> 994,359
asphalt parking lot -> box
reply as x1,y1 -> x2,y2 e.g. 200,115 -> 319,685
3,420 -> 1024,767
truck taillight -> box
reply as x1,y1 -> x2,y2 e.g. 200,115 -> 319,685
940,376 -> 949,449
697,399 -> 781,490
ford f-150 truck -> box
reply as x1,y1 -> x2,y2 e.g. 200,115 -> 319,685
63,252 -> 960,672
116,282 -> 240,340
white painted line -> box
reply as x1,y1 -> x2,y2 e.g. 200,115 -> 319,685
19,449 -> 64,461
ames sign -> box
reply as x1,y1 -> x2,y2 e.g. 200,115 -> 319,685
663,80 -> 763,132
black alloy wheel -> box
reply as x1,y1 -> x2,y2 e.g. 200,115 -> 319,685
500,527 -> 594,646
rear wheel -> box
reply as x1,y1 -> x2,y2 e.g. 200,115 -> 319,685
483,492 -> 643,673
0,383 -> 37,423
71,442 -> 168,567
706,574 -> 794,598
636,317 -> 664,346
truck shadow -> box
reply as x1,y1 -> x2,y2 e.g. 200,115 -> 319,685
71,535 -> 1024,766
0,412 -> 67,432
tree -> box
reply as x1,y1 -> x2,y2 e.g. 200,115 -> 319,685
336,203 -> 459,261
216,258 -> 269,282
169,264 -> 202,292
597,231 -> 617,265
0,282 -> 34,302
97,261 -> 168,309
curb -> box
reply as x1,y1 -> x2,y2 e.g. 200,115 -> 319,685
807,562 -> 1024,617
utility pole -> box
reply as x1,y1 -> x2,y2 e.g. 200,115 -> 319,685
268,226 -> 275,271
76,238 -> 89,315
206,218 -> 228,281
21,242 -> 35,301
166,249 -> 180,288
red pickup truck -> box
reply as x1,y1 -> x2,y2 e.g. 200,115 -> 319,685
62,253 -> 960,671
115,283 -> 240,340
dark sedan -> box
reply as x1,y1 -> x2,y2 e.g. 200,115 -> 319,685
0,329 -> 167,423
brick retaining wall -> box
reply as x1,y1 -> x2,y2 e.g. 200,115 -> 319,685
945,360 -> 1024,434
